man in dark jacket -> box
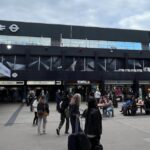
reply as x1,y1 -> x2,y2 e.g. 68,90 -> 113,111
84,98 -> 102,150
56,92 -> 70,135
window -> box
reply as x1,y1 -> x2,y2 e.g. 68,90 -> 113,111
62,38 -> 142,50
0,35 -> 51,46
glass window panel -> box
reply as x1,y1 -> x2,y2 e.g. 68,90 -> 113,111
64,57 -> 74,71
3,56 -> 15,70
74,57 -> 84,71
0,35 -> 51,46
85,57 -> 95,71
14,56 -> 26,70
62,38 -> 142,50
135,59 -> 143,69
40,57 -> 51,71
106,59 -> 116,71
52,57 -> 62,71
28,56 -> 39,71
116,59 -> 125,70
97,58 -> 106,71
127,59 -> 134,69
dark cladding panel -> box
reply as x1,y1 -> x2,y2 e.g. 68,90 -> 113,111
144,59 -> 150,68
0,20 -> 71,38
71,25 -> 149,42
0,20 -> 149,42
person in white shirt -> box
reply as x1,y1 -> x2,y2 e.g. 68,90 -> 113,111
94,89 -> 101,103
32,97 -> 39,126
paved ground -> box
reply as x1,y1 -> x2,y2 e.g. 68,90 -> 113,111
0,102 -> 150,150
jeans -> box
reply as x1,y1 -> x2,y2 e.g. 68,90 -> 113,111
38,116 -> 47,133
70,116 -> 82,133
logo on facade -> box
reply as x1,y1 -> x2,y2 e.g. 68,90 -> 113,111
12,72 -> 18,78
0,24 -> 6,31
9,24 -> 19,32
0,24 -> 19,32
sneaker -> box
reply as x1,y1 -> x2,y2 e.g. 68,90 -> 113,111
56,128 -> 60,135
43,130 -> 46,134
38,131 -> 42,135
65,131 -> 69,134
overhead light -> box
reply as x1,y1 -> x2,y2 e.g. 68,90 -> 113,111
110,49 -> 114,53
6,44 -> 12,50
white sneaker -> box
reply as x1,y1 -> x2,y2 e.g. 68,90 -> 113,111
43,130 -> 46,134
38,131 -> 42,135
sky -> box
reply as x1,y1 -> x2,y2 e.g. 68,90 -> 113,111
0,0 -> 150,31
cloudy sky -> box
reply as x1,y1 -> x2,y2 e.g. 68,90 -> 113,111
0,0 -> 150,30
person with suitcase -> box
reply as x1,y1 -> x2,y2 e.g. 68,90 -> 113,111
84,98 -> 103,150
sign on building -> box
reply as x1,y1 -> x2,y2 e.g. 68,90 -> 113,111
0,24 -> 19,32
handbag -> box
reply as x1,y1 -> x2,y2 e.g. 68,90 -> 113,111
44,112 -> 49,116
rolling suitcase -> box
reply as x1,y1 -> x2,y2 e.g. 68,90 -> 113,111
68,117 -> 91,150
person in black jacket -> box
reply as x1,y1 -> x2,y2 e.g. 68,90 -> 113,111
56,92 -> 70,135
37,96 -> 49,135
84,98 -> 102,150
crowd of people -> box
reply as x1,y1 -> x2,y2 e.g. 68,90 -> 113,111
26,89 -> 103,150
25,87 -> 150,150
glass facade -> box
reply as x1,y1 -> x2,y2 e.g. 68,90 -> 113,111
62,38 -> 142,50
0,35 -> 51,46
0,55 -> 150,72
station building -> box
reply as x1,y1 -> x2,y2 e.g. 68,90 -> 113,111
0,20 -> 150,102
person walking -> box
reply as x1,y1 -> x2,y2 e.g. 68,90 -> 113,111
32,96 -> 39,126
94,89 -> 101,104
37,96 -> 49,135
56,89 -> 62,112
56,91 -> 70,135
69,93 -> 82,133
84,98 -> 102,150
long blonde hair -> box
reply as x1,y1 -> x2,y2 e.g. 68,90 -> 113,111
70,93 -> 81,106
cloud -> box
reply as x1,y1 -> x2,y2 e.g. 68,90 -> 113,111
119,11 -> 150,30
0,0 -> 150,30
